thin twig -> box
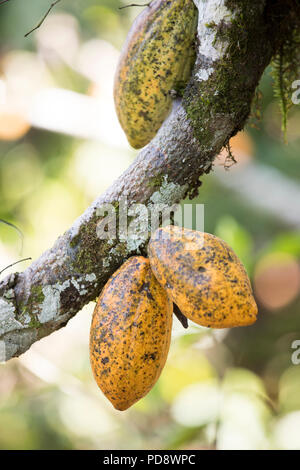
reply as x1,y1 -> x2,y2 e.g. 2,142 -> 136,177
0,258 -> 32,276
0,219 -> 24,255
0,0 -> 10,6
224,141 -> 237,170
25,0 -> 61,37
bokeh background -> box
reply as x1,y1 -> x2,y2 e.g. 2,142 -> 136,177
0,0 -> 300,450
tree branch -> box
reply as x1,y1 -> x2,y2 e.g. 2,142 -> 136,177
0,0 -> 288,361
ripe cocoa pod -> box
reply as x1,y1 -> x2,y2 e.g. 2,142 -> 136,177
148,226 -> 258,328
90,256 -> 173,411
114,0 -> 198,149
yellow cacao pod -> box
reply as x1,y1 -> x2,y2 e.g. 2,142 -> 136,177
114,0 -> 198,149
90,256 -> 173,411
148,226 -> 258,329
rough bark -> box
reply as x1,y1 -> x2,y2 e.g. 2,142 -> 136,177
0,0 -> 292,360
